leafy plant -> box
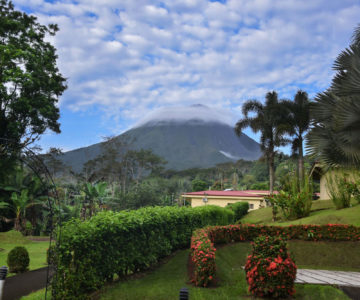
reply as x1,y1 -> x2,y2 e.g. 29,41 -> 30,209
245,235 -> 297,298
270,177 -> 312,220
326,171 -> 352,209
7,246 -> 30,273
226,202 -> 249,221
51,205 -> 234,299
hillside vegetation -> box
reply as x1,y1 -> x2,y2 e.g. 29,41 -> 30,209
241,200 -> 360,226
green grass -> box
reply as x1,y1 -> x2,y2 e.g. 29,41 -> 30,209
0,230 -> 49,276
20,288 -> 47,300
241,200 -> 360,226
99,241 -> 351,300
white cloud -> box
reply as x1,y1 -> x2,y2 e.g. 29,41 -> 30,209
12,0 -> 360,131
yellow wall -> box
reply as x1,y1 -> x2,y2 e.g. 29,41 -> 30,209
320,169 -> 360,200
183,195 -> 264,210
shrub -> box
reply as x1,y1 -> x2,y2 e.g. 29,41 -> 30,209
47,245 -> 56,265
190,223 -> 360,287
7,246 -> 30,273
226,202 -> 249,221
52,205 -> 234,299
245,236 -> 297,298
270,178 -> 312,220
190,228 -> 216,287
326,171 -> 352,209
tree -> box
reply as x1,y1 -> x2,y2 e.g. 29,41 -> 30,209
0,167 -> 48,233
307,24 -> 360,167
235,91 -> 288,193
282,90 -> 310,181
80,182 -> 108,219
191,179 -> 208,192
0,0 -> 66,173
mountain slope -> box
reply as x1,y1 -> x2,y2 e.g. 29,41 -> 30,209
58,105 -> 262,172
59,121 -> 261,172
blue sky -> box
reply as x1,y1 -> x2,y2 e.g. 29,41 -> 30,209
13,0 -> 360,153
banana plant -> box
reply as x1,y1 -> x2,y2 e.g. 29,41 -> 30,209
0,189 -> 45,233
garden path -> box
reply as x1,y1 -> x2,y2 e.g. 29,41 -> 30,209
295,269 -> 360,287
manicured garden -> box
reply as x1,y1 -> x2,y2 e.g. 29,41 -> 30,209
0,231 -> 49,276
98,241 -> 351,300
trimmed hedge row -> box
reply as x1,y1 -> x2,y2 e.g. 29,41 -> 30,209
190,223 -> 360,286
52,205 -> 234,299
226,201 -> 249,221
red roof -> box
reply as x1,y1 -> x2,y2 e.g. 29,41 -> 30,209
183,190 -> 274,198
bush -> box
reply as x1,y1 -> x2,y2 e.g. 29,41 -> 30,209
226,202 -> 249,221
245,236 -> 297,298
326,172 -> 352,209
270,178 -> 312,220
190,228 -> 216,287
52,205 -> 234,299
47,245 -> 56,265
7,246 -> 30,273
190,223 -> 360,287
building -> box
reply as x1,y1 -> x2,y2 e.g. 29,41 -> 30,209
309,162 -> 359,200
182,190 -> 274,210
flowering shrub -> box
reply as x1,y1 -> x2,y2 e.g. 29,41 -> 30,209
190,229 -> 216,287
245,236 -> 297,298
190,223 -> 360,287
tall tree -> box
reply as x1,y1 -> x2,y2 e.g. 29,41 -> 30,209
0,0 -> 66,175
235,91 -> 288,193
307,24 -> 360,167
282,90 -> 310,181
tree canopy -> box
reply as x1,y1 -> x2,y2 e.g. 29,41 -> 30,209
0,0 -> 66,158
307,24 -> 360,167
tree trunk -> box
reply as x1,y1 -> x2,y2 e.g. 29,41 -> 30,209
268,152 -> 275,194
298,137 -> 304,185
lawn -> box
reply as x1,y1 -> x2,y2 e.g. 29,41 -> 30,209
98,241 -> 352,300
241,200 -> 360,226
0,230 -> 49,276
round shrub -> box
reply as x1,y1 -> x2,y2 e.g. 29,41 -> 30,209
7,246 -> 30,273
245,235 -> 297,298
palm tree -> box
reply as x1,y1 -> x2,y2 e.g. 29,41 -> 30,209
307,24 -> 360,167
81,182 -> 108,219
0,190 -> 44,232
235,91 -> 288,193
282,90 -> 310,181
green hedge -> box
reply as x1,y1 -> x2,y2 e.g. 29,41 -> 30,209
52,205 -> 234,299
226,202 -> 249,221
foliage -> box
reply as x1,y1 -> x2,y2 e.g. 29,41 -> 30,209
282,90 -> 310,180
191,179 -> 209,192
79,181 -> 108,219
269,177 -> 312,220
226,202 -> 249,221
235,91 -> 289,193
52,205 -> 234,299
326,172 -> 352,209
0,230 -> 48,273
7,246 -> 30,273
190,228 -> 216,287
245,235 -> 297,298
0,168 -> 47,234
190,223 -> 360,288
0,0 -> 66,180
249,182 -> 269,190
307,25 -> 360,168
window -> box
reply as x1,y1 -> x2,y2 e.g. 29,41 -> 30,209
249,204 -> 254,209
